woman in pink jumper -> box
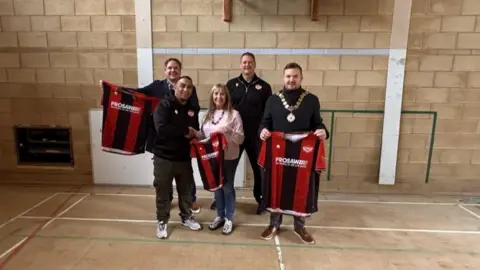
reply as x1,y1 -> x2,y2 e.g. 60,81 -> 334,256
195,83 -> 244,235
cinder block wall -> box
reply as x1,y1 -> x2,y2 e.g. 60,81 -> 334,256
0,0 -> 479,194
0,0 -> 137,184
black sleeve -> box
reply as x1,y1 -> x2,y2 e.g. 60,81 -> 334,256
263,82 -> 273,102
189,86 -> 200,110
226,79 -> 236,100
135,81 -> 156,96
188,87 -> 200,131
311,96 -> 330,140
259,95 -> 274,135
226,79 -> 235,93
261,82 -> 273,114
153,101 -> 189,137
191,108 -> 200,131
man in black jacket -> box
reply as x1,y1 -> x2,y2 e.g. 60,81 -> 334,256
258,62 -> 329,245
152,75 -> 202,239
135,58 -> 201,213
223,52 -> 272,214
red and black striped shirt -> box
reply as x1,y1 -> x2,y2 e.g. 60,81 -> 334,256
101,81 -> 160,155
258,132 -> 326,217
190,132 -> 228,192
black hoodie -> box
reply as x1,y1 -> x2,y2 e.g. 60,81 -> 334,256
136,79 -> 200,153
152,95 -> 200,161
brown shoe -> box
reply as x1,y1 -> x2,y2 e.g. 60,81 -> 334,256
294,228 -> 315,244
191,202 -> 201,214
260,226 -> 279,240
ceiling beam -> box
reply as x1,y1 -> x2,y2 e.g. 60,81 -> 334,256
223,0 -> 232,22
310,0 -> 318,21
225,0 -> 318,22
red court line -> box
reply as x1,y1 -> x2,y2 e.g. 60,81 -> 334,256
0,187 -> 84,269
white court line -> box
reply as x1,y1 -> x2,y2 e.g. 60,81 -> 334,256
0,192 -> 72,262
458,205 -> 480,219
0,237 -> 28,260
17,216 -> 480,235
57,192 -> 90,195
41,194 -> 90,230
274,236 -> 286,270
22,216 -> 155,223
0,194 -> 90,262
57,194 -> 90,217
0,193 -> 58,230
54,192 -> 475,206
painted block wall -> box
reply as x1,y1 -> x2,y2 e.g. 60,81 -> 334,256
0,0 -> 479,194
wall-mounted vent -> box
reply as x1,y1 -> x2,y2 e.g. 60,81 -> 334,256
14,126 -> 74,166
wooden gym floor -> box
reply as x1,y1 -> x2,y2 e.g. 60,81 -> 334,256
0,185 -> 479,270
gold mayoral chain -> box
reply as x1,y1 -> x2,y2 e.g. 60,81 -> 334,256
278,91 -> 308,123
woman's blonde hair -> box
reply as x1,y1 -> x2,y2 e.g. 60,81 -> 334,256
201,83 -> 234,129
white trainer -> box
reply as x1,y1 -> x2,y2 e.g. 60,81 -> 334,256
156,221 -> 168,239
181,217 -> 202,231
222,219 -> 233,235
208,216 -> 225,230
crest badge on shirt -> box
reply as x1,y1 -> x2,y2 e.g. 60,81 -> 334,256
188,110 -> 195,117
302,146 -> 313,153
255,84 -> 262,90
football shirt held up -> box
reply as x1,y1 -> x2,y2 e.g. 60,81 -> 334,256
101,80 -> 160,155
190,132 -> 228,192
258,132 -> 327,217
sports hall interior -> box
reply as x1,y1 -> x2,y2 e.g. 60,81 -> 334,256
0,0 -> 479,269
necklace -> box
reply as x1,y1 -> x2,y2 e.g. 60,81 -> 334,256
211,110 -> 225,125
277,91 -> 308,123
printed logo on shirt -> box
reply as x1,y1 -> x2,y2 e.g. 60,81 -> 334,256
110,101 -> 141,114
255,84 -> 262,90
275,157 -> 308,168
201,151 -> 219,160
188,110 -> 195,117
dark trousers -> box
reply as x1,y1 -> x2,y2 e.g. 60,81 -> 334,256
270,213 -> 305,229
153,155 -> 194,223
169,185 -> 196,202
239,133 -> 263,203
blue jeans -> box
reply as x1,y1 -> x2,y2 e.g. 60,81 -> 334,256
215,159 -> 238,220
169,185 -> 196,202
